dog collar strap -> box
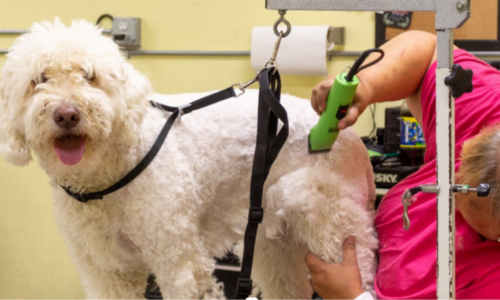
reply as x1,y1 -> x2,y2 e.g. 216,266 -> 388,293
61,86 -> 236,203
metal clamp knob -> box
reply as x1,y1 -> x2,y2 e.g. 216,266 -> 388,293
453,183 -> 490,197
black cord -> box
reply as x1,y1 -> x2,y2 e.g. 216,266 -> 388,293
96,14 -> 114,26
345,48 -> 385,82
408,186 -> 422,196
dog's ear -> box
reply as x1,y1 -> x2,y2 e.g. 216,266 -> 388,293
114,62 -> 152,143
119,62 -> 152,121
0,21 -> 48,166
0,86 -> 32,166
0,125 -> 32,166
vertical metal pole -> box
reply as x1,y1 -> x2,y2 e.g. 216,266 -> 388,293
435,29 -> 456,300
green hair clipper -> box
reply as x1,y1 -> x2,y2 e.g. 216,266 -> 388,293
308,48 -> 385,154
308,74 -> 358,153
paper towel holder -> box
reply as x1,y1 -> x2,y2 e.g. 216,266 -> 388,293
328,27 -> 345,45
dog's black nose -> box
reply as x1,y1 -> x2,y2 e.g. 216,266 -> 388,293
53,105 -> 80,129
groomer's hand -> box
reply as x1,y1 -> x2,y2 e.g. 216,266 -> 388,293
310,78 -> 371,130
305,236 -> 364,300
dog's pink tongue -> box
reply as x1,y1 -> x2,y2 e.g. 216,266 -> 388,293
54,136 -> 86,165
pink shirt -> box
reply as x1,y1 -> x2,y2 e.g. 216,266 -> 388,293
374,49 -> 500,299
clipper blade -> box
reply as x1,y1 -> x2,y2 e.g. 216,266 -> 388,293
308,134 -> 332,154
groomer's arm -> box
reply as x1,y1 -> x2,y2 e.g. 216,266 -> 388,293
310,30 -> 437,129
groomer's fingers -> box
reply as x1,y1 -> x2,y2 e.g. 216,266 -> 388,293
305,251 -> 327,272
341,236 -> 359,267
311,77 -> 335,115
338,102 -> 365,130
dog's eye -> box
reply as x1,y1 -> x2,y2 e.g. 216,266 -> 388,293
82,69 -> 95,82
33,73 -> 48,85
39,73 -> 48,84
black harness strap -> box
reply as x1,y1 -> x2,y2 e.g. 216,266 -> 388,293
235,68 -> 289,299
151,86 -> 237,114
61,86 -> 236,202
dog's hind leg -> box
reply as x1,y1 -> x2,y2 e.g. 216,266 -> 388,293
262,167 -> 378,297
251,229 -> 312,299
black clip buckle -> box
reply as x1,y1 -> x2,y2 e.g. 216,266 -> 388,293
72,192 -> 104,203
248,207 -> 264,223
62,186 -> 103,203
235,278 -> 253,299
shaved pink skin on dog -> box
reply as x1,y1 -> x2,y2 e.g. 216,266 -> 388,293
54,136 -> 86,165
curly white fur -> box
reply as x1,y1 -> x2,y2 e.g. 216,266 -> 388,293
0,19 -> 378,299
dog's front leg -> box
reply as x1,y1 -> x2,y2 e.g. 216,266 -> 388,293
141,241 -> 222,299
75,254 -> 150,299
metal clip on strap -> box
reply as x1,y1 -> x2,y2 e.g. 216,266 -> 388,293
402,190 -> 414,231
233,70 -> 263,98
401,184 -> 439,230
232,11 -> 291,97
232,28 -> 285,97
265,32 -> 284,74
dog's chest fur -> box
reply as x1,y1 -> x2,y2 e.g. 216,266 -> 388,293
53,193 -> 146,270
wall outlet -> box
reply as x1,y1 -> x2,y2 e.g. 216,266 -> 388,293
111,17 -> 141,51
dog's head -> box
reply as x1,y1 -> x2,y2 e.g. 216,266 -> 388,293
0,19 -> 152,174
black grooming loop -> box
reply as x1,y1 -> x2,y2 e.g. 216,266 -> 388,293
235,68 -> 288,299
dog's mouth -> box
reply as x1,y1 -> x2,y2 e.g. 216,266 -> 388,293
53,133 -> 86,165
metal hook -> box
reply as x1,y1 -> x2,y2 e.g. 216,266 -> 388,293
264,31 -> 283,74
402,190 -> 413,231
273,10 -> 291,37
232,69 -> 263,98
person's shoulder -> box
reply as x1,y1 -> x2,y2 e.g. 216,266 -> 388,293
453,49 -> 500,95
454,49 -> 496,73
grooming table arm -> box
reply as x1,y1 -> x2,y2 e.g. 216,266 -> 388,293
265,1 -> 471,299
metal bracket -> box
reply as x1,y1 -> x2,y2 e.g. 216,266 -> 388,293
328,27 -> 345,45
421,184 -> 440,194
436,0 -> 470,30
111,17 -> 142,51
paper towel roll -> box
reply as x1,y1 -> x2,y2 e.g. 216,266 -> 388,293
251,26 -> 333,76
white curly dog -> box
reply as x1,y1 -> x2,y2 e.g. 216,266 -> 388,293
0,19 -> 377,299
